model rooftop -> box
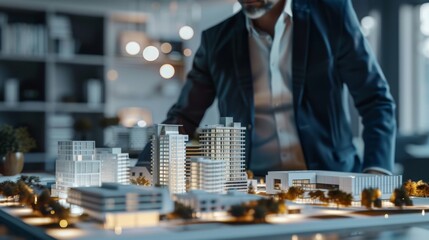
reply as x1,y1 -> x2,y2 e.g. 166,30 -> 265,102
269,170 -> 389,177
70,183 -> 164,198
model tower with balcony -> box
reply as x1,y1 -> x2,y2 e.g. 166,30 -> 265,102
97,148 -> 130,185
151,124 -> 188,194
52,141 -> 101,199
200,117 -> 247,192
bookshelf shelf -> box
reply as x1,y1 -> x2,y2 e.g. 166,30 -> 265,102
0,101 -> 47,111
0,0 -> 187,172
0,53 -> 47,62
0,3 -> 107,164
52,54 -> 105,66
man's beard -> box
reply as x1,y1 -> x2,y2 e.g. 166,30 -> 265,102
239,0 -> 281,19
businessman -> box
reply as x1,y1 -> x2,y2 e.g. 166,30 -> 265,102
138,0 -> 396,176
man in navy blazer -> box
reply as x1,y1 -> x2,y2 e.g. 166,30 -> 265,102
138,0 -> 396,176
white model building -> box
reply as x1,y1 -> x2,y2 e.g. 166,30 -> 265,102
130,165 -> 152,184
67,183 -> 173,229
176,190 -> 261,216
199,117 -> 247,192
151,124 -> 188,194
97,148 -> 130,185
51,141 -> 101,199
189,157 -> 226,193
266,171 -> 403,200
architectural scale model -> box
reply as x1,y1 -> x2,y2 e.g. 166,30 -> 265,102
67,183 -> 173,229
151,124 -> 188,194
176,190 -> 261,216
199,117 -> 248,192
188,157 -> 226,193
266,170 -> 403,200
97,148 -> 130,185
51,141 -> 101,199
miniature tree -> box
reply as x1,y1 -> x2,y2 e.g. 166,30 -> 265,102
19,175 -> 41,187
246,170 -> 254,179
17,180 -> 34,206
130,176 -> 151,186
36,189 -> 52,215
260,198 -> 280,214
253,205 -> 267,223
229,204 -> 248,220
416,183 -> 429,198
390,187 -> 413,208
172,202 -> 194,220
338,192 -> 353,208
0,181 -> 18,199
403,179 -> 418,196
308,190 -> 326,204
374,198 -> 382,208
361,188 -> 382,209
328,189 -> 352,209
49,200 -> 70,221
286,186 -> 305,201
248,182 -> 256,194
278,187 -> 304,201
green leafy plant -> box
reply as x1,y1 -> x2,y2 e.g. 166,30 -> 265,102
0,124 -> 36,155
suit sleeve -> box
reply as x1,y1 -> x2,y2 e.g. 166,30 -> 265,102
137,31 -> 216,164
164,31 -> 216,135
336,0 -> 396,173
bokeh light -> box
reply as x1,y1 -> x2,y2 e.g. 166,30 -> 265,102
143,46 -> 160,61
107,69 -> 118,81
160,64 -> 175,79
183,48 -> 192,57
125,41 -> 140,55
179,26 -> 194,40
160,42 -> 173,54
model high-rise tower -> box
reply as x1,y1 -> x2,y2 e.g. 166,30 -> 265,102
97,148 -> 130,184
151,124 -> 188,194
52,141 -> 101,199
199,117 -> 247,192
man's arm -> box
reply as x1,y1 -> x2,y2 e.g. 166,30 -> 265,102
137,31 -> 216,164
336,0 -> 396,174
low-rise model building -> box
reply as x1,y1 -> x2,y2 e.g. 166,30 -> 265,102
67,183 -> 173,229
176,190 -> 261,215
266,170 -> 402,200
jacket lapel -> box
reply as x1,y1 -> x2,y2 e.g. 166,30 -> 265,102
232,13 -> 254,110
292,0 -> 310,109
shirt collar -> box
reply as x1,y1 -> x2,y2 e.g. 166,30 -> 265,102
285,0 -> 293,17
245,0 -> 293,35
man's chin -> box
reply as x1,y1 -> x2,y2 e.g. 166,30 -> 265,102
242,8 -> 268,19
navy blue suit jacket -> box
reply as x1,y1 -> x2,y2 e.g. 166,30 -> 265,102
138,0 -> 396,174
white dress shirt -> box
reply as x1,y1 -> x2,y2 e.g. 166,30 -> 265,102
247,0 -> 307,174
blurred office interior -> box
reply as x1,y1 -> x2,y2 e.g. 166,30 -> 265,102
0,0 -> 428,181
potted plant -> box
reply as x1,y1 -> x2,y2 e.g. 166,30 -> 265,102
0,124 -> 36,176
